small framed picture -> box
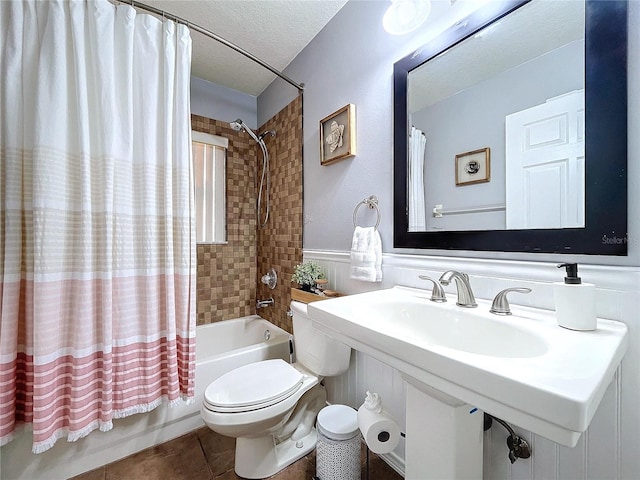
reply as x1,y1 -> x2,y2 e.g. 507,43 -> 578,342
319,104 -> 356,165
455,147 -> 490,186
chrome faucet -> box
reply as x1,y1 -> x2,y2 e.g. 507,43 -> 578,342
256,298 -> 274,309
439,271 -> 477,308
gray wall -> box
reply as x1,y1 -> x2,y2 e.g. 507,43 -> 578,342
191,76 -> 257,129
258,0 -> 639,267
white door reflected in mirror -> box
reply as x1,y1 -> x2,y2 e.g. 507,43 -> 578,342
505,90 -> 585,229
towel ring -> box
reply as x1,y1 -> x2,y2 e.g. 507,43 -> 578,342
353,195 -> 381,230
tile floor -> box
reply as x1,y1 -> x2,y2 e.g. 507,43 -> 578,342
70,427 -> 403,480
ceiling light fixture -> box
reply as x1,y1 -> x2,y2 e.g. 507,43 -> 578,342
383,0 -> 432,35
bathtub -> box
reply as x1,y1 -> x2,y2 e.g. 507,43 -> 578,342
1,316 -> 292,480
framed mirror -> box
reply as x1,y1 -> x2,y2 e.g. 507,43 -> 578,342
393,0 -> 628,255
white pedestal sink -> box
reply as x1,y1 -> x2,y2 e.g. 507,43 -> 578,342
405,381 -> 483,479
307,286 -> 628,479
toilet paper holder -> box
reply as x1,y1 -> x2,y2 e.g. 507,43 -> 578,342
357,391 -> 401,455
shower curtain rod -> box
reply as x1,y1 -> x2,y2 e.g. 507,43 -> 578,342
125,0 -> 305,92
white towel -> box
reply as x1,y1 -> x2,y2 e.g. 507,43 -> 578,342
350,226 -> 382,282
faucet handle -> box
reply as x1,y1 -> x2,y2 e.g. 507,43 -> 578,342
261,268 -> 278,289
490,288 -> 532,315
418,275 -> 447,302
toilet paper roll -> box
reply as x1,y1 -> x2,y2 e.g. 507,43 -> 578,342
357,404 -> 401,454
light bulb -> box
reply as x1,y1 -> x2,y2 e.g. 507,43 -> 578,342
383,0 -> 431,35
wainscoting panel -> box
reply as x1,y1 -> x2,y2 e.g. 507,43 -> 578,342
324,350 -> 407,474
307,250 -> 640,480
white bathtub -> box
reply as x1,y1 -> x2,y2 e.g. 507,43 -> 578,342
1,316 -> 292,480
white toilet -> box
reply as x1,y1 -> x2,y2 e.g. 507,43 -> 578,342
201,300 -> 351,479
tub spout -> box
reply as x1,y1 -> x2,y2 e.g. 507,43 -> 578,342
256,298 -> 274,309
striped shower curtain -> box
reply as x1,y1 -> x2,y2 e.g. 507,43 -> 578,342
0,0 -> 196,453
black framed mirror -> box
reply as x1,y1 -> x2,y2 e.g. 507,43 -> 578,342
393,0 -> 628,255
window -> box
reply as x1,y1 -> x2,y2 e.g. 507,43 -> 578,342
192,131 -> 227,243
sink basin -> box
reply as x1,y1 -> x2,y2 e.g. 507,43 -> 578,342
360,299 -> 548,358
307,286 -> 628,447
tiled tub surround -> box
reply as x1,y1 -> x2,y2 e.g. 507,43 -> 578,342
192,114 -> 258,325
308,250 -> 640,480
256,95 -> 303,333
193,95 -> 303,333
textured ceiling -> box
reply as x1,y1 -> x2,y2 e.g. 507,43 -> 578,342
141,0 -> 349,96
409,0 -> 585,113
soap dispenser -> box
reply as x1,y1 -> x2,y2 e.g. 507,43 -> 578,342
553,263 -> 596,331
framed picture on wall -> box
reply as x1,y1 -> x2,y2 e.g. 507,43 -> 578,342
455,147 -> 490,186
319,104 -> 356,165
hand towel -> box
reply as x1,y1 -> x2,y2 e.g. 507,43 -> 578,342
350,226 -> 382,282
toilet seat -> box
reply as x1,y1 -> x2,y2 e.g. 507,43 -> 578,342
204,359 -> 304,413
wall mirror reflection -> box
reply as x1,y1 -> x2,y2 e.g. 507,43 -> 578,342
192,131 -> 227,244
393,0 -> 627,255
409,0 -> 584,232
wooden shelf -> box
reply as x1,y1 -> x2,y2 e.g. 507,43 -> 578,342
290,288 -> 342,304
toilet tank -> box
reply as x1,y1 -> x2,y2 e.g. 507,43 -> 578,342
291,300 -> 351,377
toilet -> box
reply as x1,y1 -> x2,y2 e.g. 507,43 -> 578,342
201,300 -> 351,479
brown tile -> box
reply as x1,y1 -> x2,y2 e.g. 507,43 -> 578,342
192,95 -> 303,331
362,449 -> 403,480
68,466 -> 106,480
212,470 -> 242,480
104,432 -> 211,480
192,114 -> 259,326
269,455 -> 315,480
72,429 -> 402,480
196,427 -> 236,477
256,95 -> 303,333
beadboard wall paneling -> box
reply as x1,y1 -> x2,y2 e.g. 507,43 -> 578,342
308,250 -> 640,480
324,349 -> 407,475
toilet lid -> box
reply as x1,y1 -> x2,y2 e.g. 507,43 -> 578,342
204,359 -> 304,412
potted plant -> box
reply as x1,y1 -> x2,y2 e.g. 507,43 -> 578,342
291,261 -> 325,292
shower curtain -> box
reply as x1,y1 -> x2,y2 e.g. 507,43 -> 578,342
0,0 -> 196,453
408,126 -> 427,231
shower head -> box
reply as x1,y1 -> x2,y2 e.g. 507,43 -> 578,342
229,118 -> 261,144
229,119 -> 244,132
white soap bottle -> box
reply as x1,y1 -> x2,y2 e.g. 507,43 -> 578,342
553,263 -> 597,331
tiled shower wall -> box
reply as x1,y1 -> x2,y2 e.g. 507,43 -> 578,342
256,95 -> 303,333
192,114 -> 258,325
192,94 -> 303,330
